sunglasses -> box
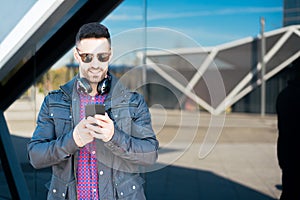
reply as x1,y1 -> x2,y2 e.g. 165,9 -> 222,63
76,48 -> 111,63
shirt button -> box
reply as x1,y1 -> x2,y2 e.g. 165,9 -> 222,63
62,193 -> 65,197
92,151 -> 96,154
99,170 -> 104,175
93,188 -> 97,192
52,189 -> 56,193
50,113 -> 54,117
132,185 -> 136,190
120,192 -> 124,196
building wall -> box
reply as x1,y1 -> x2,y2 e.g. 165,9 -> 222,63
232,63 -> 297,114
284,0 -> 300,26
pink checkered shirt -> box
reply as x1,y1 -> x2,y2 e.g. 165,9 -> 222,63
77,92 -> 106,200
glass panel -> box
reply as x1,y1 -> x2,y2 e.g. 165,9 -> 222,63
0,0 -> 36,42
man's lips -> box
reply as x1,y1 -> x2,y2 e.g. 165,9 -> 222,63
89,70 -> 101,75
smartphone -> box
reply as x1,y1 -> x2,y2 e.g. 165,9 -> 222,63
85,104 -> 105,118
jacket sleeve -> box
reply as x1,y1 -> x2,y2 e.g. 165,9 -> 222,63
27,95 -> 79,169
104,94 -> 159,167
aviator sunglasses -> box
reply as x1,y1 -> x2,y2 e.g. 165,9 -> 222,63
76,48 -> 111,63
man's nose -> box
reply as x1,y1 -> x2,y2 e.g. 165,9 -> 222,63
91,59 -> 106,70
90,55 -> 99,66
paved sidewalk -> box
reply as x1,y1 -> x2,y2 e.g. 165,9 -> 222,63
0,98 -> 281,200
145,110 -> 280,200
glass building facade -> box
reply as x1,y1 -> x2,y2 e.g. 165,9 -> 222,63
0,1 -> 298,199
283,0 -> 300,26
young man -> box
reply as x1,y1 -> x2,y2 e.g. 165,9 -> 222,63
28,22 -> 159,200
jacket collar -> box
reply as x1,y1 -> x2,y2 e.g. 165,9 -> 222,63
59,76 -> 77,100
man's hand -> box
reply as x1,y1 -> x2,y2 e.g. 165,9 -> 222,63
86,113 -> 115,142
73,118 -> 94,147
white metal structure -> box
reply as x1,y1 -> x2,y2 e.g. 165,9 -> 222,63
145,25 -> 300,115
0,0 -> 67,81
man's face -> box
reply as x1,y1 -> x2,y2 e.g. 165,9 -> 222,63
75,38 -> 111,84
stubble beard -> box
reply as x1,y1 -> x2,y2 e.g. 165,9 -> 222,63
87,71 -> 107,85
81,67 -> 106,82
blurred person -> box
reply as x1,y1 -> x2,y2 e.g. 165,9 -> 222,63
276,59 -> 300,200
27,22 -> 159,200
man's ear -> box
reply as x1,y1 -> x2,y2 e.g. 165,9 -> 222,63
109,47 -> 113,62
73,48 -> 80,63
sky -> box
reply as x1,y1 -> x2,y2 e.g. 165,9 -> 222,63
103,0 -> 283,47
0,0 -> 284,66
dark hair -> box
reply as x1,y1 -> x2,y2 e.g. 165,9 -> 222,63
75,22 -> 111,45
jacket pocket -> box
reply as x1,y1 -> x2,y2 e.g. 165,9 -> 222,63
111,104 -> 138,135
47,175 -> 76,200
115,174 -> 145,199
49,103 -> 72,137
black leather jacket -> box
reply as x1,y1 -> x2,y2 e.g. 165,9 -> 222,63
28,74 -> 159,199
